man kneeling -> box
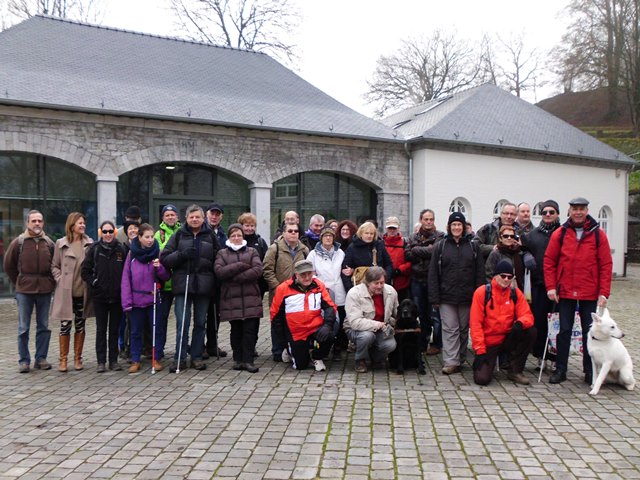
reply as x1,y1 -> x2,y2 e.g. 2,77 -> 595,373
344,267 -> 398,373
271,260 -> 337,371
470,260 -> 536,385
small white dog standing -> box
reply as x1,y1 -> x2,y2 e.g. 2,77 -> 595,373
588,308 -> 635,395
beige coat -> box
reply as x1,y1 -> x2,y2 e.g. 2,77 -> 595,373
51,235 -> 94,321
344,283 -> 398,333
262,238 -> 309,303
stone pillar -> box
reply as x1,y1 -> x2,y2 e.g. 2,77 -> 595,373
377,191 -> 410,237
250,183 -> 272,240
96,175 -> 118,224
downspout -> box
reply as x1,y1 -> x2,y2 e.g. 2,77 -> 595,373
404,141 -> 413,230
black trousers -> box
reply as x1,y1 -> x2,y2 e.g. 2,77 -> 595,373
94,301 -> 122,365
229,317 -> 260,364
288,332 -> 333,370
474,327 -> 536,386
205,291 -> 221,355
530,283 -> 556,359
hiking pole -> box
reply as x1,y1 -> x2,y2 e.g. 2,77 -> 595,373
176,260 -> 190,374
151,281 -> 157,375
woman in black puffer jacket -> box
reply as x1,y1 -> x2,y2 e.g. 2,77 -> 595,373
341,221 -> 393,293
214,224 -> 264,373
81,220 -> 127,372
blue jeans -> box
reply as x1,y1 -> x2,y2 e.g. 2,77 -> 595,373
174,294 -> 210,362
16,292 -> 52,365
411,280 -> 441,349
555,298 -> 596,375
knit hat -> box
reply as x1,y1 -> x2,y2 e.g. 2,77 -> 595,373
294,259 -> 314,274
125,205 -> 141,219
541,199 -> 559,213
162,204 -> 177,215
227,223 -> 243,237
320,227 -> 335,238
448,212 -> 466,225
494,260 -> 514,276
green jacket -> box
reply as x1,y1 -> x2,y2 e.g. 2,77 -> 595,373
154,221 -> 181,291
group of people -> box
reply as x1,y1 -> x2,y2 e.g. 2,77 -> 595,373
5,197 -> 613,387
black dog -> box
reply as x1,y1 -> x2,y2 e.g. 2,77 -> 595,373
388,298 -> 426,374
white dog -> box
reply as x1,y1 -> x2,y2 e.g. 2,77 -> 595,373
587,309 -> 635,395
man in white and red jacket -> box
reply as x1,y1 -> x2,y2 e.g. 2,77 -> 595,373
470,260 -> 535,386
544,197 -> 613,385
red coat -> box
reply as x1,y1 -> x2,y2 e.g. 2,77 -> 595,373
470,279 -> 534,355
383,233 -> 411,291
543,216 -> 612,300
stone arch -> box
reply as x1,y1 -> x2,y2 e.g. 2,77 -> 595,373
270,164 -> 384,191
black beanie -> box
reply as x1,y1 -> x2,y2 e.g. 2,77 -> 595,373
541,199 -> 559,213
494,260 -> 513,276
448,212 -> 466,225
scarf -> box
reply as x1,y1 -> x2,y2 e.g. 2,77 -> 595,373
314,241 -> 337,260
305,229 -> 320,243
538,219 -> 560,235
129,237 -> 160,264
225,239 -> 247,251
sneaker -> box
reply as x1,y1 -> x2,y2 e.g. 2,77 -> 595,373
313,359 -> 326,372
34,359 -> 52,370
96,363 -> 106,373
507,372 -> 530,385
355,359 -> 368,373
549,370 -> 567,384
245,363 -> 259,373
191,359 -> 207,371
281,350 -> 292,363
109,362 -> 123,371
19,363 -> 30,374
169,361 -> 187,373
425,346 -> 441,356
441,365 -> 461,375
128,362 -> 141,374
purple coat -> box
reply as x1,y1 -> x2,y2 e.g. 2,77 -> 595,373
121,253 -> 170,311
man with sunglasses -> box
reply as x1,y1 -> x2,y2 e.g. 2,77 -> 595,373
521,200 -> 561,367
544,197 -> 612,385
470,260 -> 536,385
263,223 -> 309,361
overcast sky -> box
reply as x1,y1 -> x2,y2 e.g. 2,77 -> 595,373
102,0 -> 570,116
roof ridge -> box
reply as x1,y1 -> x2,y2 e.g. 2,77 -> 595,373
32,14 -> 265,56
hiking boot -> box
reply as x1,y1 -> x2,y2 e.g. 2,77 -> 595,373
442,365 -> 461,375
109,362 -> 122,371
233,362 -> 245,371
355,359 -> 368,373
96,363 -> 106,373
281,350 -> 292,363
191,359 -> 207,371
425,346 -> 441,356
19,363 -> 30,374
34,359 -> 51,370
313,359 -> 326,372
152,360 -> 164,372
169,361 -> 187,373
217,348 -> 228,358
128,362 -> 141,374
507,372 -> 530,385
245,363 -> 259,373
549,370 -> 567,384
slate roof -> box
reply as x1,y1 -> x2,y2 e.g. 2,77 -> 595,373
0,16 -> 398,141
382,84 -> 636,167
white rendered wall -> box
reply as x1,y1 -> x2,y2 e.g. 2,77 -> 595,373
412,149 -> 628,276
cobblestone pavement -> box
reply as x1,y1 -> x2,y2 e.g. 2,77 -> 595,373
1,267 -> 640,480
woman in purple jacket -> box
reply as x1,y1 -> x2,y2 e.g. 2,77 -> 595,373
121,224 -> 170,374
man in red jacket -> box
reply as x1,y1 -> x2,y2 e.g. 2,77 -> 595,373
383,216 -> 411,301
544,197 -> 613,385
470,260 -> 536,385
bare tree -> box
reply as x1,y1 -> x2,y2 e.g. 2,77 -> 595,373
495,33 -> 541,98
5,0 -> 103,23
365,30 -> 484,117
169,0 -> 300,64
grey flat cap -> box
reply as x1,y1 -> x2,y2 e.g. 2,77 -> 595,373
569,197 -> 589,206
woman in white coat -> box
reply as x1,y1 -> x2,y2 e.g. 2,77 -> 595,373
306,227 -> 347,357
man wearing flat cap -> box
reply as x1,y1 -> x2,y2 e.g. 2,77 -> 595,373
543,197 -> 613,385
270,260 -> 337,372
205,202 -> 227,359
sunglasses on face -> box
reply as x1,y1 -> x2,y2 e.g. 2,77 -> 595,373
102,229 -> 114,234
501,234 -> 516,239
541,210 -> 557,216
287,229 -> 299,234
499,274 -> 514,280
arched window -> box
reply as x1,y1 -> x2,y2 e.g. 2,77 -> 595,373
532,202 -> 544,226
598,206 -> 611,236
449,197 -> 471,223
493,199 -> 510,220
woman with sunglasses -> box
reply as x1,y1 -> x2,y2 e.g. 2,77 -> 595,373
485,225 -> 525,291
81,221 -> 127,372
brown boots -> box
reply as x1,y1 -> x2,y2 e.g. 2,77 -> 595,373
58,335 -> 70,372
74,332 -> 85,370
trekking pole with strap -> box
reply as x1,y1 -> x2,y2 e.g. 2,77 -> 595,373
151,280 -> 157,375
176,259 -> 190,374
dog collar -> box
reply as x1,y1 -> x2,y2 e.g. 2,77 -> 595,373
590,335 -> 601,342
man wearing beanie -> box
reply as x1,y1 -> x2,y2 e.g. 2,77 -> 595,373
521,199 -> 561,368
470,260 -> 536,385
544,197 -> 613,385
406,209 -> 445,354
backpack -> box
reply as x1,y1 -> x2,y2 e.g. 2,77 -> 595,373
483,282 -> 518,317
